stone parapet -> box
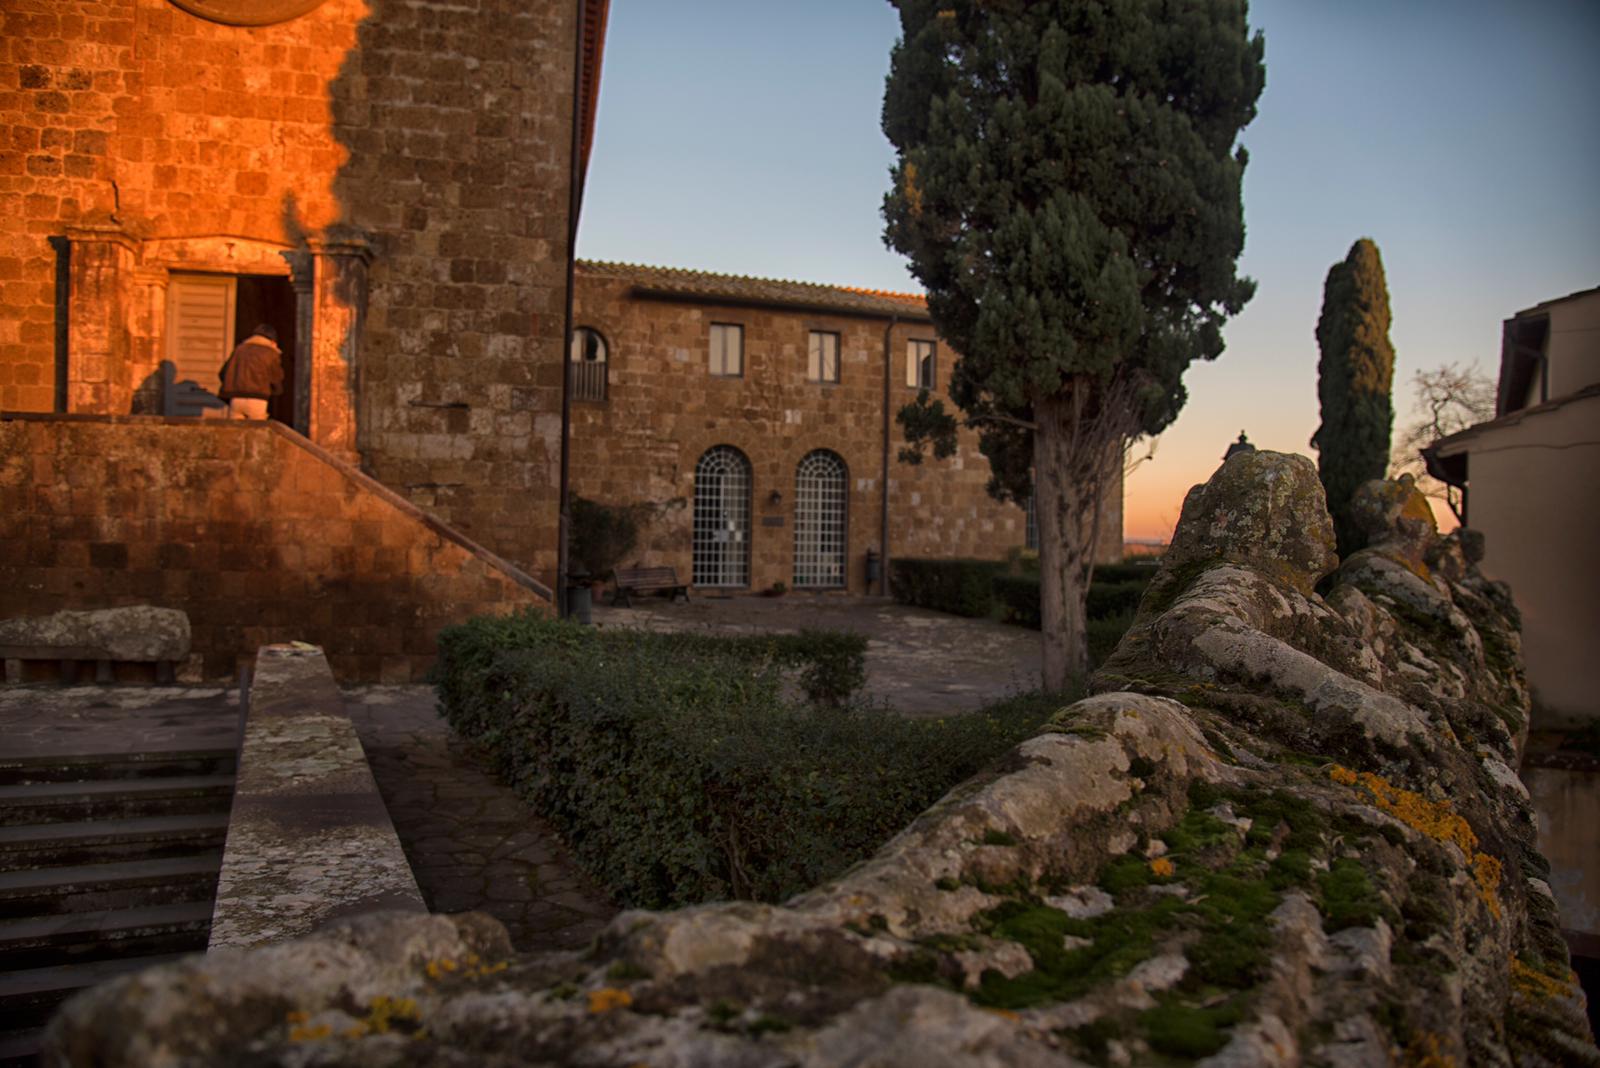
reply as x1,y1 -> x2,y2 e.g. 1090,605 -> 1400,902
208,643 -> 423,951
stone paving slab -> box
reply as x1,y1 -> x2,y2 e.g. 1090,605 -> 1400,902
344,686 -> 616,953
0,687 -> 239,759
593,594 -> 1044,716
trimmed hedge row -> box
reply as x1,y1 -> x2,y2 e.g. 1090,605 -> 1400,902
887,558 -> 1000,617
895,558 -> 1157,632
434,613 -> 1064,908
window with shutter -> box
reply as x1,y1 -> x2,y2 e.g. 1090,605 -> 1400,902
163,273 -> 236,417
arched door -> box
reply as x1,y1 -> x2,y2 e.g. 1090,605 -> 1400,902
693,446 -> 752,587
793,449 -> 847,589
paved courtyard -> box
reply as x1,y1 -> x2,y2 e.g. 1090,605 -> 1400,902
344,687 -> 617,952
593,592 -> 1044,716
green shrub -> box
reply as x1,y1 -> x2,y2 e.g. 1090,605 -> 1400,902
1091,562 -> 1161,585
993,574 -> 1042,628
1087,578 -> 1148,619
434,613 -> 1067,908
889,558 -> 999,617
568,496 -> 650,579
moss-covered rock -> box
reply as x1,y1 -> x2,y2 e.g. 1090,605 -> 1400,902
46,458 -> 1593,1067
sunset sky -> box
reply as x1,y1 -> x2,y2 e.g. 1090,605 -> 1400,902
577,0 -> 1600,541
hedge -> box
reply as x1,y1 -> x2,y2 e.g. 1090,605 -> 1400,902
435,613 -> 1065,907
888,558 -> 1000,617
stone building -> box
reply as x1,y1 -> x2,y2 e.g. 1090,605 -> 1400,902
1,0 -> 611,588
570,262 -> 1124,595
1,0 -> 1125,672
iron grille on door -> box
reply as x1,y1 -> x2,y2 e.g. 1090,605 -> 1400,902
693,445 -> 752,587
793,449 -> 847,589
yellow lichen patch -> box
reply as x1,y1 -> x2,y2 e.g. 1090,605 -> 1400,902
284,1010 -> 310,1025
1404,1032 -> 1456,1067
1472,853 -> 1503,920
588,987 -> 634,1014
985,1007 -> 1021,1021
424,958 -> 459,980
1327,766 -> 1502,917
1149,857 -> 1175,878
288,1023 -> 332,1042
1510,958 -> 1575,1001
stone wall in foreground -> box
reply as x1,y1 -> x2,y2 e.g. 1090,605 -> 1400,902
45,454 -> 1596,1066
0,414 -> 547,681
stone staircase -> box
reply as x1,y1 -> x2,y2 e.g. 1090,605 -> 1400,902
0,745 -> 236,1064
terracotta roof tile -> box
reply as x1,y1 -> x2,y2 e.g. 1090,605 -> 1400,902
576,260 -> 931,321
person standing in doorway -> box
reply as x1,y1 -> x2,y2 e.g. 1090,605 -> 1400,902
217,323 -> 284,420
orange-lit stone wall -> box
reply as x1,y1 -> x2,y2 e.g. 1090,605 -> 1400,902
570,269 -> 1123,594
0,414 -> 548,681
0,0 -> 575,581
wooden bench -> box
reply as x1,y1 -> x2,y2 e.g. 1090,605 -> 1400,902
610,566 -> 689,607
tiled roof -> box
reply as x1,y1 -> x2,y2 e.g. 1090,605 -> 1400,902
576,260 -> 931,321
578,0 -> 609,180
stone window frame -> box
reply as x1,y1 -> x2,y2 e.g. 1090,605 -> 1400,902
907,338 -> 937,390
568,325 -> 609,403
807,330 -> 841,385
709,322 -> 744,378
61,227 -> 369,462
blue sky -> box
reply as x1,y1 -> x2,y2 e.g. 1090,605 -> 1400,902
577,0 -> 1600,539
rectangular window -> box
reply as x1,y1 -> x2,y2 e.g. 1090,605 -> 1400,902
808,330 -> 840,383
907,338 -> 936,389
709,323 -> 743,377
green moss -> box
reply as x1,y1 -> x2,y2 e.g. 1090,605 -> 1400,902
606,961 -> 651,982
972,898 -> 1184,1009
1318,857 -> 1391,931
934,876 -> 960,892
1267,849 -> 1314,890
1164,809 -> 1236,855
707,999 -> 741,1025
1140,997 -> 1243,1058
1099,855 -> 1155,895
887,948 -> 950,987
749,1014 -> 792,1036
981,829 -> 1019,847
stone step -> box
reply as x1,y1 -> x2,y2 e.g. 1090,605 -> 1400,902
0,775 -> 235,827
0,1026 -> 43,1067
0,749 -> 237,787
0,952 -> 187,1032
0,855 -> 222,921
0,901 -> 212,973
0,813 -> 229,873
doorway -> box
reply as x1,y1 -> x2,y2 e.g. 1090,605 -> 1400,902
163,272 -> 297,422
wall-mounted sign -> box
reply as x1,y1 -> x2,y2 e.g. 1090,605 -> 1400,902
168,0 -> 330,26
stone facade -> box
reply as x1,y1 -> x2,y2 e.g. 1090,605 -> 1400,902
0,414 -> 546,681
0,0 -> 592,584
570,262 -> 1124,595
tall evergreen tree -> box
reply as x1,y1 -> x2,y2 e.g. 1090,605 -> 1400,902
1312,238 -> 1395,556
883,0 -> 1264,688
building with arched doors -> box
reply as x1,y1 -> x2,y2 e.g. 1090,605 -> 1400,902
568,261 -> 1124,595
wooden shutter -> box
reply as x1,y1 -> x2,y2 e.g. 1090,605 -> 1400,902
163,273 -> 236,417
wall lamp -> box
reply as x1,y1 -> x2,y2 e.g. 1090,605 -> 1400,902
768,489 -> 783,507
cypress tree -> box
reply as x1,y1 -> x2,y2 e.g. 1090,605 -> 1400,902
1312,238 -> 1395,556
883,0 -> 1264,687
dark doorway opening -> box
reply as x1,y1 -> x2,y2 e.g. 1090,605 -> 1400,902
234,275 -> 298,426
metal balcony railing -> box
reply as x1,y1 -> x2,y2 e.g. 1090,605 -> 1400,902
569,360 -> 607,402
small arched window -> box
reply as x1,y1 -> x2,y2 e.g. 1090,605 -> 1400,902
568,326 -> 608,401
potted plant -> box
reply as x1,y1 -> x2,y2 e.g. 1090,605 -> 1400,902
568,496 -> 649,620
766,581 -> 788,598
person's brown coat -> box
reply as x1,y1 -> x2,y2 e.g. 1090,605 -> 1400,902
218,335 -> 284,401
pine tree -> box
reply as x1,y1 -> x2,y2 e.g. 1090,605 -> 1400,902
1312,238 -> 1396,555
883,0 -> 1264,688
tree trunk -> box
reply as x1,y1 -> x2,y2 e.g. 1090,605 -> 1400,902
1034,390 -> 1100,691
